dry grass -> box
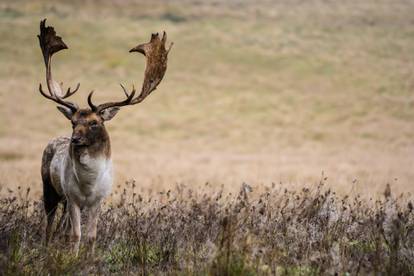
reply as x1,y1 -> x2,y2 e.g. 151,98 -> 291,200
1,2 -> 414,273
1,0 -> 414,198
1,182 -> 413,274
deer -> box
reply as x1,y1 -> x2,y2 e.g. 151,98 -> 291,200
38,19 -> 172,255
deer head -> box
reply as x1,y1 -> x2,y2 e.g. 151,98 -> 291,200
38,19 -> 172,148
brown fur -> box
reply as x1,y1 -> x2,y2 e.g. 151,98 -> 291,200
69,109 -> 111,159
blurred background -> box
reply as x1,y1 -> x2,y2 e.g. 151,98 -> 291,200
0,0 -> 413,198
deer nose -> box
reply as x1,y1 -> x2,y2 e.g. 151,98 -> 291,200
71,136 -> 81,144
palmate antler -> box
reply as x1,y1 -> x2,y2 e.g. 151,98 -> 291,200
88,32 -> 173,113
38,19 -> 172,113
38,19 -> 80,112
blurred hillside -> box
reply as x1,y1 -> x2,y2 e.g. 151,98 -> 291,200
0,0 -> 413,197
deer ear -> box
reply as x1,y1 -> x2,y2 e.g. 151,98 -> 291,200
100,107 -> 120,121
56,106 -> 73,120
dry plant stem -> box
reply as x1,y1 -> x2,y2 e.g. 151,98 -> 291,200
1,183 -> 413,274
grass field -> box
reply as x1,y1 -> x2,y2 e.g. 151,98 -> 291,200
1,183 -> 414,274
1,0 -> 414,274
1,0 -> 414,198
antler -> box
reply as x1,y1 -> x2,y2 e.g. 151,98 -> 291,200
38,19 -> 79,111
88,32 -> 173,113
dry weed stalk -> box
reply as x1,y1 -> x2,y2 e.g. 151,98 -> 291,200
0,181 -> 413,275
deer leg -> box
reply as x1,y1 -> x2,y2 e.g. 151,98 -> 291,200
42,171 -> 62,246
68,201 -> 81,255
42,143 -> 63,246
86,202 -> 101,255
57,200 -> 68,235
45,205 -> 58,246
57,200 -> 72,243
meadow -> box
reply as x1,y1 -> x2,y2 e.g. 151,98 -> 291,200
1,182 -> 413,274
0,0 -> 414,274
1,0 -> 414,197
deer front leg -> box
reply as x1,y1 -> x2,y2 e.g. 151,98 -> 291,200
45,208 -> 57,246
68,201 -> 81,255
86,202 -> 101,255
57,200 -> 72,241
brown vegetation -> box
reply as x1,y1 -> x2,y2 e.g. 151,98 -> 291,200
1,1 -> 414,273
1,0 -> 414,197
1,182 -> 413,274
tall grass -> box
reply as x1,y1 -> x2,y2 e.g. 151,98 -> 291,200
1,181 -> 413,275
1,0 -> 414,195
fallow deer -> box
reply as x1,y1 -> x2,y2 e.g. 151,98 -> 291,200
38,19 -> 172,254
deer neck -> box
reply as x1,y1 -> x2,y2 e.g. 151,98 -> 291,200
69,132 -> 111,183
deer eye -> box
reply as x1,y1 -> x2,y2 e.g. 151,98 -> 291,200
89,120 -> 98,127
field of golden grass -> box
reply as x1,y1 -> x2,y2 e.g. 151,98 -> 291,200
0,0 -> 413,199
